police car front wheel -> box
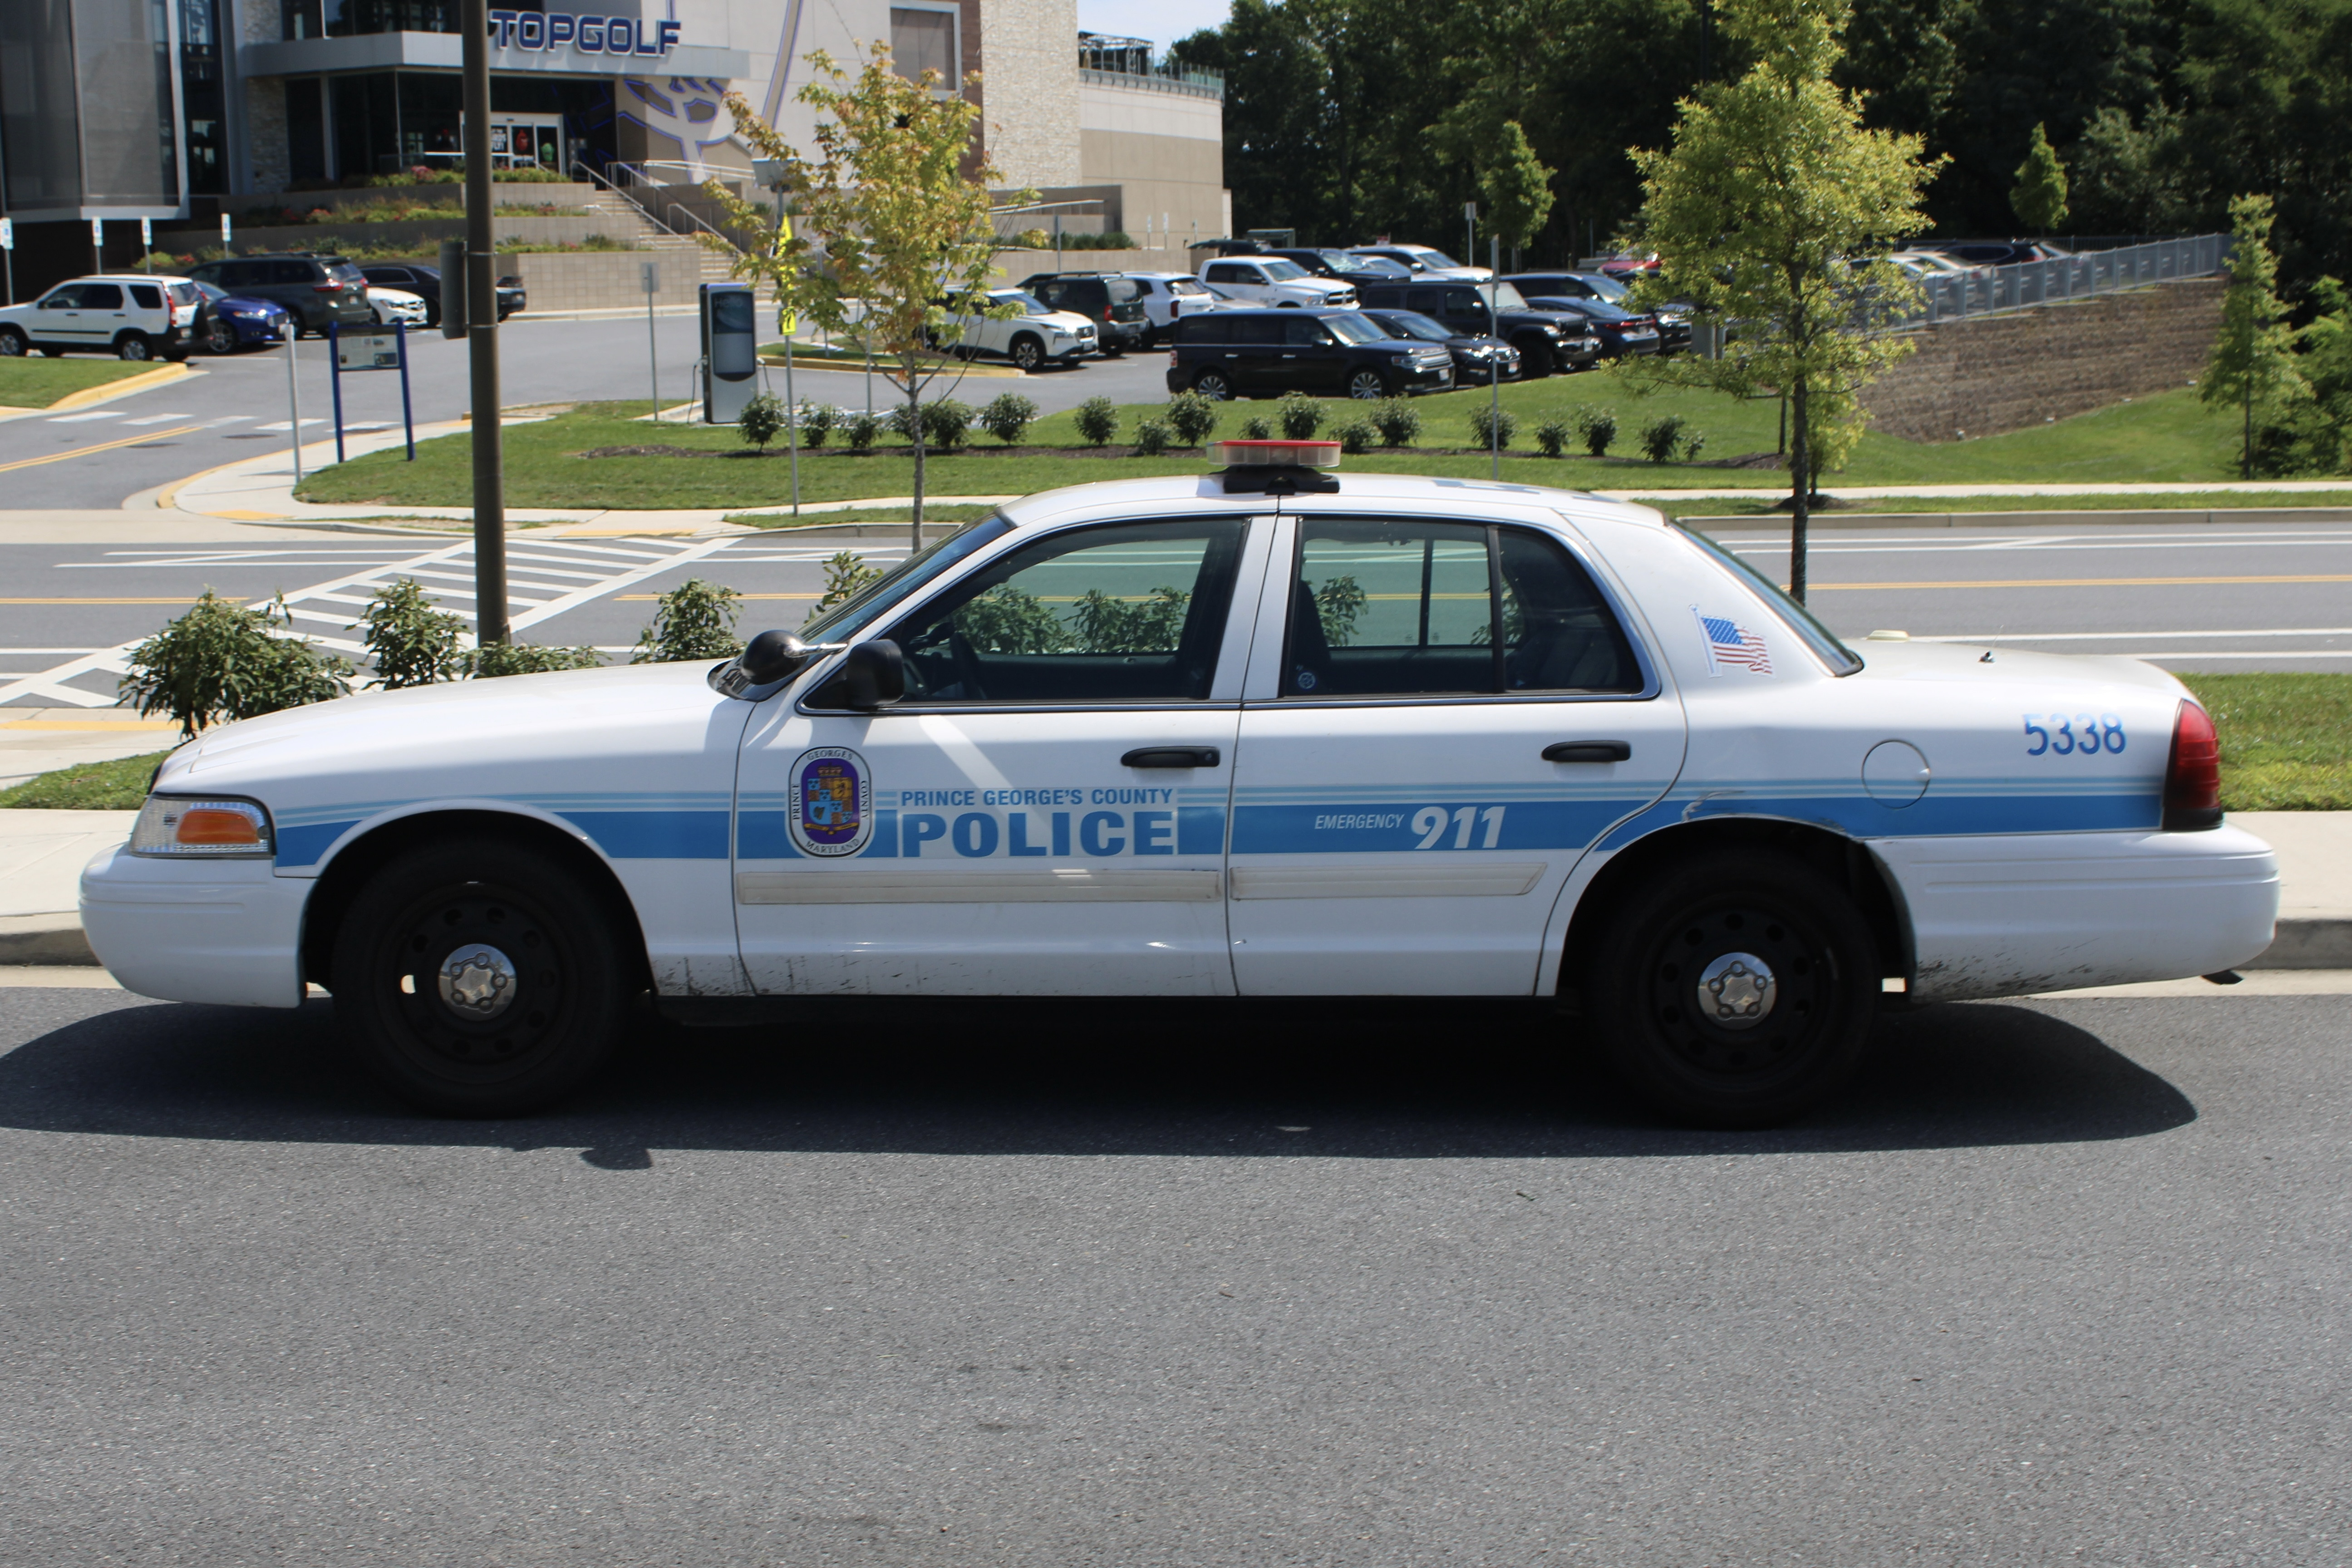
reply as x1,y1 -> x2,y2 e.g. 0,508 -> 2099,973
331,837 -> 635,1117
1581,849 -> 1877,1128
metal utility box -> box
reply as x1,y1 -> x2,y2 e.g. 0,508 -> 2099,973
700,282 -> 759,424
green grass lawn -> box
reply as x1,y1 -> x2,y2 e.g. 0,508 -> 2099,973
295,378 -> 2288,511
0,358 -> 175,409
0,752 -> 170,810
2182,674 -> 2352,811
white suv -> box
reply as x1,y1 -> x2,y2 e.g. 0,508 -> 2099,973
1124,272 -> 1228,344
936,289 -> 1099,371
1197,256 -> 1358,309
0,274 -> 203,361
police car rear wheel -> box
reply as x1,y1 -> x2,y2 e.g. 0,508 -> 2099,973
1584,849 -> 1876,1128
333,839 -> 632,1117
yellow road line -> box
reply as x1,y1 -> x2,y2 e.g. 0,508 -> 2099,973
0,423 -> 203,473
1812,573 -> 2352,591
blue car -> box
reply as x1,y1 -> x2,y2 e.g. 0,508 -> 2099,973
191,280 -> 290,355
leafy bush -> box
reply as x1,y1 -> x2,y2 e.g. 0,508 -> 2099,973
1575,405 -> 1618,457
1337,417 -> 1376,455
1469,403 -> 1518,449
798,401 -> 838,447
1683,430 -> 1707,461
922,397 -> 972,451
631,577 -> 744,664
1075,395 -> 1121,446
1165,390 -> 1220,446
1534,416 -> 1573,458
119,591 -> 353,737
1640,414 -> 1689,462
979,391 -> 1039,445
1132,417 -> 1172,456
354,578 -> 465,689
805,551 -> 886,626
844,410 -> 881,453
1240,414 -> 1273,440
1277,391 -> 1326,440
463,641 -> 602,678
1373,398 -> 1421,447
1314,575 -> 1368,645
738,392 -> 787,452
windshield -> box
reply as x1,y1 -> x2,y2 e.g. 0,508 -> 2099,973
1673,525 -> 1864,676
1324,312 -> 1389,345
1374,311 -> 1450,342
1573,272 -> 1630,301
191,280 -> 226,302
1412,249 -> 1464,270
988,292 -> 1052,316
1564,299 -> 1634,322
1478,282 -> 1530,310
1260,260 -> 1309,281
798,517 -> 1015,645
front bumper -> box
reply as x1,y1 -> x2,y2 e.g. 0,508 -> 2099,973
79,844 -> 309,1008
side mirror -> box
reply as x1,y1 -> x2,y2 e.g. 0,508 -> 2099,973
840,640 -> 905,710
740,629 -> 815,684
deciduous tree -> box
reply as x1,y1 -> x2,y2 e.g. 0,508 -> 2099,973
2203,192 -> 2309,478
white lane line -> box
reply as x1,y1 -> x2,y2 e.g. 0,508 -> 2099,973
0,648 -> 103,654
253,419 -> 328,431
1735,536 -> 2352,557
121,413 -> 196,426
2132,650 -> 2352,660
197,416 -> 255,428
45,411 -> 127,423
1914,627 -> 2352,643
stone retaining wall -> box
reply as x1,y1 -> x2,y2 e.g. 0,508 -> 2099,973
158,216 -> 630,258
1861,277 -> 2224,443
498,249 -> 716,310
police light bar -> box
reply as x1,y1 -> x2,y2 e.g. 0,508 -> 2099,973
1209,438 -> 1342,469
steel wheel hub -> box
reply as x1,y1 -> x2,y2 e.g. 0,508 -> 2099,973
438,944 -> 518,1019
1695,951 -> 1776,1030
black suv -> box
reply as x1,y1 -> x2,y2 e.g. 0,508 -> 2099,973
1018,273 -> 1148,355
184,252 -> 374,337
1350,278 -> 1599,377
1266,247 -> 1412,283
1164,309 -> 1452,400
1505,273 -> 1690,352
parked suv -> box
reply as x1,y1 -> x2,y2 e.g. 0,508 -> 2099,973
0,274 -> 202,360
1267,248 -> 1412,283
185,252 -> 375,337
1505,272 -> 1691,352
357,263 -> 524,327
1017,273 -> 1149,355
1346,244 -> 1490,280
1123,272 -> 1227,345
1197,256 -> 1358,310
1350,278 -> 1597,377
1164,308 -> 1452,400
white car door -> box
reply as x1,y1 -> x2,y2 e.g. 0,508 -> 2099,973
1226,509 -> 1688,995
734,514 -> 1273,995
25,284 -> 86,347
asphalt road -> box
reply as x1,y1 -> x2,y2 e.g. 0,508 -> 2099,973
0,318 -> 1175,511
5,520 -> 2347,707
0,986 -> 2342,1564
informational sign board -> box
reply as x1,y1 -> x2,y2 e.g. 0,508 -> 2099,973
336,329 -> 403,371
327,322 -> 417,464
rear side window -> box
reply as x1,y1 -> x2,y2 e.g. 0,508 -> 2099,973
1177,315 -> 1230,345
129,284 -> 163,309
216,261 -> 260,288
1204,263 -> 1241,283
270,260 -> 317,285
1406,287 -> 1444,314
80,284 -> 124,309
1227,314 -> 1278,344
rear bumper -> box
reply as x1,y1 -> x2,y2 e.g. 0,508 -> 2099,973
79,845 -> 307,1008
1873,825 -> 2281,1001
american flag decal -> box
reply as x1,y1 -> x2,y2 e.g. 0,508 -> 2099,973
1692,607 -> 1772,675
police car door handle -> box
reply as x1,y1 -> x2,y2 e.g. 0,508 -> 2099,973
1543,741 -> 1631,763
1122,747 -> 1221,769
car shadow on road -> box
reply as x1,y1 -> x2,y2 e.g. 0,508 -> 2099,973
0,991 -> 2196,1159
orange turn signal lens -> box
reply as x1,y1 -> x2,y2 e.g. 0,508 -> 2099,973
129,795 -> 275,857
175,807 -> 264,845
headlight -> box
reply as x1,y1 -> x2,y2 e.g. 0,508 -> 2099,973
130,795 -> 274,858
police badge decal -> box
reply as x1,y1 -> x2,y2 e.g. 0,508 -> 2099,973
787,747 -> 873,857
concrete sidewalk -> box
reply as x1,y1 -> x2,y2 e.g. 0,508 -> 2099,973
3,806 -> 2344,971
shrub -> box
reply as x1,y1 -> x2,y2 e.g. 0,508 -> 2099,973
1337,417 -> 1376,455
979,391 -> 1039,445
1640,414 -> 1689,463
1469,403 -> 1518,449
798,401 -> 838,448
118,591 -> 353,737
738,391 -> 787,452
1534,416 -> 1573,458
631,578 -> 744,663
1277,391 -> 1326,440
354,578 -> 465,689
1165,390 -> 1220,447
463,641 -> 602,678
1133,417 -> 1172,456
1575,404 -> 1618,457
1683,430 -> 1707,462
844,410 -> 881,453
805,551 -> 886,626
1373,398 -> 1421,447
922,397 -> 973,451
1240,414 -> 1273,440
1075,395 -> 1121,446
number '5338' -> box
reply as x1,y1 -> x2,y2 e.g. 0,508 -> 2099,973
2024,713 -> 2126,756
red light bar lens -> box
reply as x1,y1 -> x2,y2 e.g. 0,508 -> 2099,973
1210,439 -> 1343,469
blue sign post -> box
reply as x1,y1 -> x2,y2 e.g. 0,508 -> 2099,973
327,320 -> 418,463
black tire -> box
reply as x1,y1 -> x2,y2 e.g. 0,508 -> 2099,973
1009,334 -> 1044,371
330,837 -> 636,1116
202,318 -> 238,355
1345,368 -> 1389,400
0,327 -> 25,357
1517,337 -> 1556,378
116,333 -> 153,362
1192,369 -> 1235,400
1580,849 -> 1878,1127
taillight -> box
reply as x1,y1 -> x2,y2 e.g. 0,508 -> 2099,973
1168,349 -> 1179,368
2162,700 -> 2223,831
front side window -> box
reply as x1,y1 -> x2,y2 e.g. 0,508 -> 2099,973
1283,519 -> 1643,699
1324,313 -> 1386,344
877,520 -> 1251,705
38,286 -> 85,309
1284,315 -> 1330,347
1205,263 -> 1241,284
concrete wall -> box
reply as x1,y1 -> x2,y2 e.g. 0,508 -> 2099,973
499,249 -> 713,310
978,0 -> 1081,188
157,216 -> 637,255
1862,277 -> 2224,443
1078,76 -> 1223,249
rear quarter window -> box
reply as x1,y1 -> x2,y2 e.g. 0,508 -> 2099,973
128,284 -> 163,309
1176,315 -> 1230,345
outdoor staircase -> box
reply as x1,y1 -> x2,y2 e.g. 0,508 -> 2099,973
578,188 -> 738,285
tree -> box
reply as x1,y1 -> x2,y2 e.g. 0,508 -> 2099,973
704,45 -> 1028,551
1479,121 -> 1557,256
2011,122 -> 2069,235
1628,0 -> 1942,600
2203,192 -> 2309,479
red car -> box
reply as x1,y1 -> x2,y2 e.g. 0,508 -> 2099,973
1597,250 -> 1661,277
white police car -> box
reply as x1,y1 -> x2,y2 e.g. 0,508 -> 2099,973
81,442 -> 2280,1124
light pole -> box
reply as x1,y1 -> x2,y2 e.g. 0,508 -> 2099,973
461,0 -> 508,647
1486,238 -> 1501,481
